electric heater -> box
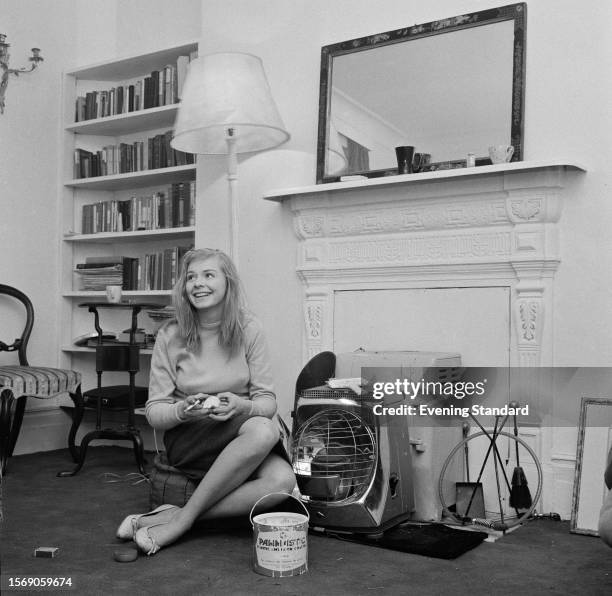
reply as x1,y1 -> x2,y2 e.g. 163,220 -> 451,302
291,350 -> 462,534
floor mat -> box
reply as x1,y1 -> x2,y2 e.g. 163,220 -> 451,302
324,522 -> 488,559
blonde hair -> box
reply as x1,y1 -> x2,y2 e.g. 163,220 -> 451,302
172,248 -> 245,353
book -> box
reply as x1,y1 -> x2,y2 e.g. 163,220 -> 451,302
128,84 -> 135,112
74,148 -> 94,179
150,70 -> 160,108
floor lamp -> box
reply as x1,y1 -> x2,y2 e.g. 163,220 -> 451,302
171,52 -> 290,266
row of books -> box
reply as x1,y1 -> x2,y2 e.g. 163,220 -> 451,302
74,52 -> 197,122
81,181 -> 196,234
73,131 -> 194,179
74,247 -> 191,291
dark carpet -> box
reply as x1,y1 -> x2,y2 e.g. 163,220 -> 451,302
1,447 -> 612,595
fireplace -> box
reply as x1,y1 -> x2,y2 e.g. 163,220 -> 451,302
265,160 -> 586,517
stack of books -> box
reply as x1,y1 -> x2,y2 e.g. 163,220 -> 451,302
74,256 -> 136,291
75,247 -> 191,291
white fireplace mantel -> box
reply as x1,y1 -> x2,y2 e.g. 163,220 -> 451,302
264,160 -> 586,367
265,160 -> 587,518
263,159 -> 586,202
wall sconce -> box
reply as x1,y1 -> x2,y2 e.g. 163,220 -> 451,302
0,33 -> 44,114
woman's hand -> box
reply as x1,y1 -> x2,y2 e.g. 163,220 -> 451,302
208,392 -> 250,421
179,393 -> 215,419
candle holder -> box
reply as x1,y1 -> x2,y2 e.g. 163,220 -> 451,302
0,33 -> 44,114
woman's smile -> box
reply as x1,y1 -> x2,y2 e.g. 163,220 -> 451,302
185,256 -> 227,318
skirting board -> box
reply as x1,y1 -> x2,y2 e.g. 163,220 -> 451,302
12,407 -> 157,456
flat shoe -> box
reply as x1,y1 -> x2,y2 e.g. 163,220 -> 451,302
115,504 -> 177,541
134,523 -> 165,556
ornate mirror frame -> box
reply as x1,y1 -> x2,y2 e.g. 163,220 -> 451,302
570,397 -> 612,536
316,2 -> 527,183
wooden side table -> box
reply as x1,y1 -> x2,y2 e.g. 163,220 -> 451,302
58,302 -> 162,477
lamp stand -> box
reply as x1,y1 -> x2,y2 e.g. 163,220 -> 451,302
226,128 -> 239,267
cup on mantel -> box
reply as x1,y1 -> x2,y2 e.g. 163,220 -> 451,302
488,144 -> 514,164
395,145 -> 415,174
412,152 -> 431,173
105,285 -> 122,304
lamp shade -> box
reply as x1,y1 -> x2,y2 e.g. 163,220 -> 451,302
171,52 -> 289,155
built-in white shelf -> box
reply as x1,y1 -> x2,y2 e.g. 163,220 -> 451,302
63,290 -> 172,298
62,345 -> 154,355
66,41 -> 199,81
64,226 -> 195,243
65,164 -> 196,191
263,159 -> 587,202
66,104 -> 179,136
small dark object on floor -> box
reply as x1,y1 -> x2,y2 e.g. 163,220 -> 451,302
113,547 -> 138,563
510,409 -> 533,511
325,522 -> 488,560
34,547 -> 59,558
510,466 -> 533,510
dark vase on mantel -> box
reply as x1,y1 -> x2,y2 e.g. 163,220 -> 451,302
395,146 -> 415,174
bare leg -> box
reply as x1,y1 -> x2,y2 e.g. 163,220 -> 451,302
137,417 -> 290,549
136,453 -> 294,529
199,453 -> 295,519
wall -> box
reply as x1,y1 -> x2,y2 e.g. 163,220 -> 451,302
0,0 -> 77,369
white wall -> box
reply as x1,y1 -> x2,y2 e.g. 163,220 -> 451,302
0,0 -> 76,368
2,0 -> 612,452
194,0 -> 612,384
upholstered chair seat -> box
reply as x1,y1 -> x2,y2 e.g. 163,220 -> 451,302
0,284 -> 83,474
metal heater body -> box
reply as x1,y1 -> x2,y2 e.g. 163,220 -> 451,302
291,350 -> 462,534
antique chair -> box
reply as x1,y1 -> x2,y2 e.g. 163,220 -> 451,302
0,284 -> 82,474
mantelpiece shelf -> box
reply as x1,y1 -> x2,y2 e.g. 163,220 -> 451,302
64,226 -> 195,243
263,159 -> 587,202
65,164 -> 196,191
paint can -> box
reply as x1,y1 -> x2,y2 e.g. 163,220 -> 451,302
250,492 -> 310,577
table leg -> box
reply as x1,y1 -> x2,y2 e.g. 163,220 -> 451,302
67,385 -> 84,462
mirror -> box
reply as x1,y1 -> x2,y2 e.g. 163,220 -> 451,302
316,3 -> 527,183
570,398 -> 612,536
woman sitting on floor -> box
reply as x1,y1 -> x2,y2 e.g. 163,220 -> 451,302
116,248 -> 296,555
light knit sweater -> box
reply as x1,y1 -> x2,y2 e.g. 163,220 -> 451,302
145,314 -> 276,430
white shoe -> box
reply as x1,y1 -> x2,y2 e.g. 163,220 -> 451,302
115,504 -> 177,541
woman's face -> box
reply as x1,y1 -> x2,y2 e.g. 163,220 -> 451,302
185,256 -> 227,316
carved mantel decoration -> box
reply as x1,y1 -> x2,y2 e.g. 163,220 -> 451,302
265,161 -> 585,363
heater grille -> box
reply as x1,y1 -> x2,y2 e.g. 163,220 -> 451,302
292,408 -> 377,503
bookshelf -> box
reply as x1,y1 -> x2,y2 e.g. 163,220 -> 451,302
59,41 -> 199,381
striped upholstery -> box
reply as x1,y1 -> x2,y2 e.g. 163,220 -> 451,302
0,366 -> 81,399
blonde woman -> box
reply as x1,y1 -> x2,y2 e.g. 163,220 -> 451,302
116,248 -> 295,555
